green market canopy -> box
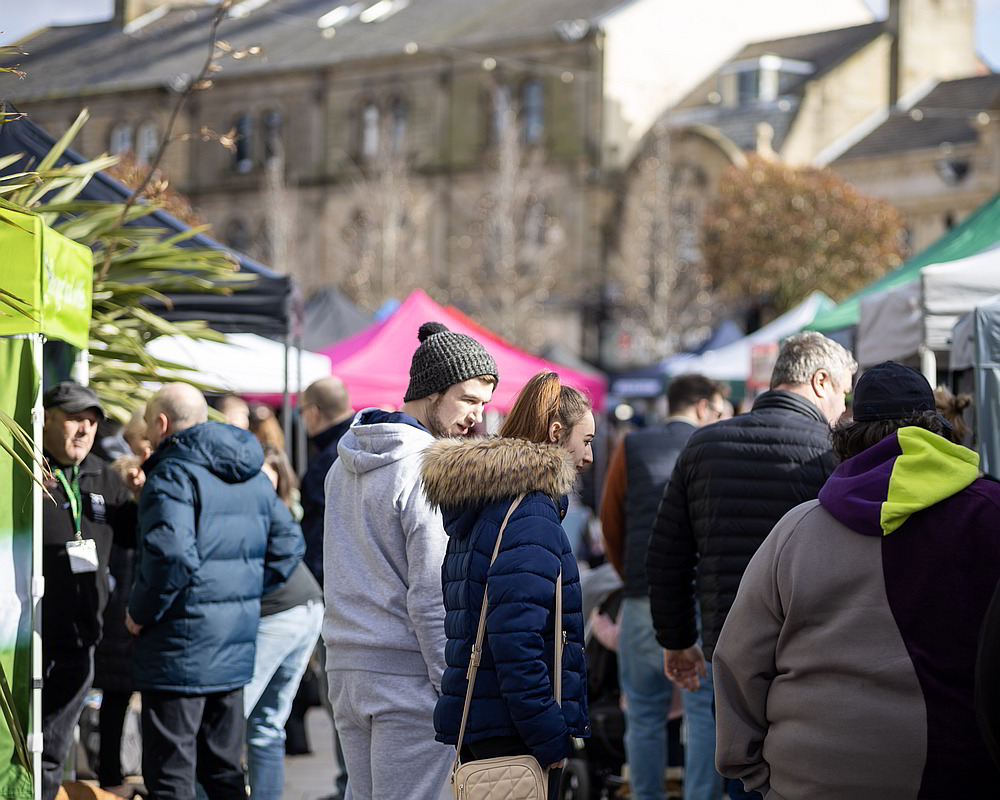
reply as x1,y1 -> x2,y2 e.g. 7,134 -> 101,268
0,206 -> 92,799
807,192 -> 1000,334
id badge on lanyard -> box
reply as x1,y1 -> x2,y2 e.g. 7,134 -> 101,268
55,466 -> 99,574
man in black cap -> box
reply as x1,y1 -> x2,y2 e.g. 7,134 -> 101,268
40,382 -> 137,800
322,322 -> 498,800
713,361 -> 1000,797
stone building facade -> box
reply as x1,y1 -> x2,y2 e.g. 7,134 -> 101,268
4,0 -> 872,360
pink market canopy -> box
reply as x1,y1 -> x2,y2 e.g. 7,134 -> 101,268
321,291 -> 606,412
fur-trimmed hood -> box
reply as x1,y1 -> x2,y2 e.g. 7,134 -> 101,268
422,436 -> 576,510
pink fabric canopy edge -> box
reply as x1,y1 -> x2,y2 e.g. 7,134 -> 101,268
319,290 -> 606,413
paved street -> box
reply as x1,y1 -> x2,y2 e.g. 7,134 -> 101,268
283,710 -> 341,800
283,709 -> 453,800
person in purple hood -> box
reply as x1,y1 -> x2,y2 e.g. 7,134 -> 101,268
714,361 -> 1000,800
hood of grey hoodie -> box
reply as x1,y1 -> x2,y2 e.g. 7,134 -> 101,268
336,411 -> 434,475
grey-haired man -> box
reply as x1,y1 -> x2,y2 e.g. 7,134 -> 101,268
322,322 -> 498,800
646,331 -> 856,799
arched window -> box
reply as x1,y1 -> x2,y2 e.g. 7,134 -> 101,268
389,97 -> 407,156
233,114 -> 254,173
359,101 -> 380,160
489,83 -> 512,146
521,78 -> 544,145
136,121 -> 159,165
109,123 -> 133,155
262,109 -> 283,165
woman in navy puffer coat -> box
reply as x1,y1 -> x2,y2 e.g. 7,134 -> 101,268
423,372 -> 594,785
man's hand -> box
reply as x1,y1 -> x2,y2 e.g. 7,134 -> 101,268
125,610 -> 143,636
664,645 -> 706,691
547,759 -> 567,770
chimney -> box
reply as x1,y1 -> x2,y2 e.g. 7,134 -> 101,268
888,0 -> 978,105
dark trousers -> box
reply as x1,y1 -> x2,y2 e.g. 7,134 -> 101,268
97,690 -> 133,786
141,688 -> 245,800
42,646 -> 95,800
462,736 -> 563,797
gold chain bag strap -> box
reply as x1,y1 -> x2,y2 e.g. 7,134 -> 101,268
451,493 -> 566,800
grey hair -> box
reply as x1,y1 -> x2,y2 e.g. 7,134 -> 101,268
770,331 -> 858,389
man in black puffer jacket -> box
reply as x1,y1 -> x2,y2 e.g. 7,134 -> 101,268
646,333 -> 856,755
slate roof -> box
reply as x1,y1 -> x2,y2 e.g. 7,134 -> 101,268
661,21 -> 886,155
836,73 -> 1000,160
675,21 -> 885,110
3,0 -> 628,102
669,98 -> 801,152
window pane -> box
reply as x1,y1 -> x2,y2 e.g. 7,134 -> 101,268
234,114 -> 254,173
491,84 -> 512,144
390,98 -> 407,156
360,103 -> 380,160
522,79 -> 544,145
110,124 -> 133,155
136,123 -> 158,165
263,109 -> 282,163
738,70 -> 759,102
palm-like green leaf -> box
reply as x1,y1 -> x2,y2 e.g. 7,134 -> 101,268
11,110 -> 257,421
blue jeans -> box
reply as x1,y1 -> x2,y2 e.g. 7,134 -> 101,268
618,597 -> 722,800
245,600 -> 324,800
725,780 -> 763,800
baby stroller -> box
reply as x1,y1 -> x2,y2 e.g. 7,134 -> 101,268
558,564 -> 627,800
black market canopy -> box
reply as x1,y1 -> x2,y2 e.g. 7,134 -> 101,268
0,113 -> 298,338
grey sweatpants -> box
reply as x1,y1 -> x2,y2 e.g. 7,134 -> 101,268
328,669 -> 454,800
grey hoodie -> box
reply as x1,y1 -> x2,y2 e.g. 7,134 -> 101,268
322,410 -> 448,691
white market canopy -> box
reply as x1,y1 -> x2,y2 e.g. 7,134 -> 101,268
146,333 -> 333,396
856,247 -> 1000,368
664,292 -> 833,381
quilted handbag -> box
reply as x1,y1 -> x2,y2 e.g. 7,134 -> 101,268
450,493 -> 565,800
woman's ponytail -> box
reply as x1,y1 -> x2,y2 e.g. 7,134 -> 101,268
501,371 -> 591,444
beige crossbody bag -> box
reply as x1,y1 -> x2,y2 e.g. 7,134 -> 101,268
450,493 -> 565,800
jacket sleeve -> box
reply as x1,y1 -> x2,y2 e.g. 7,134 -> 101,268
599,440 -> 628,579
399,471 -> 449,693
300,451 -> 334,583
128,467 -> 200,627
646,450 -> 699,650
107,468 -> 137,549
264,487 -> 305,592
712,520 -> 787,796
487,516 -> 571,767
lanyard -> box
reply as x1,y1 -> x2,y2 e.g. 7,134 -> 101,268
54,466 -> 83,540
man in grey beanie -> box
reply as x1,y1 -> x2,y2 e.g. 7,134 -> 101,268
322,322 -> 498,800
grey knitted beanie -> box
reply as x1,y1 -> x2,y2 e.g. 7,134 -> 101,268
403,321 -> 499,402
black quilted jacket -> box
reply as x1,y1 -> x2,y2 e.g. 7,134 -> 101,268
645,391 -> 835,660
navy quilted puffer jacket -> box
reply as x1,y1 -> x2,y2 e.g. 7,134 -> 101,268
129,421 -> 304,694
422,437 -> 590,767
